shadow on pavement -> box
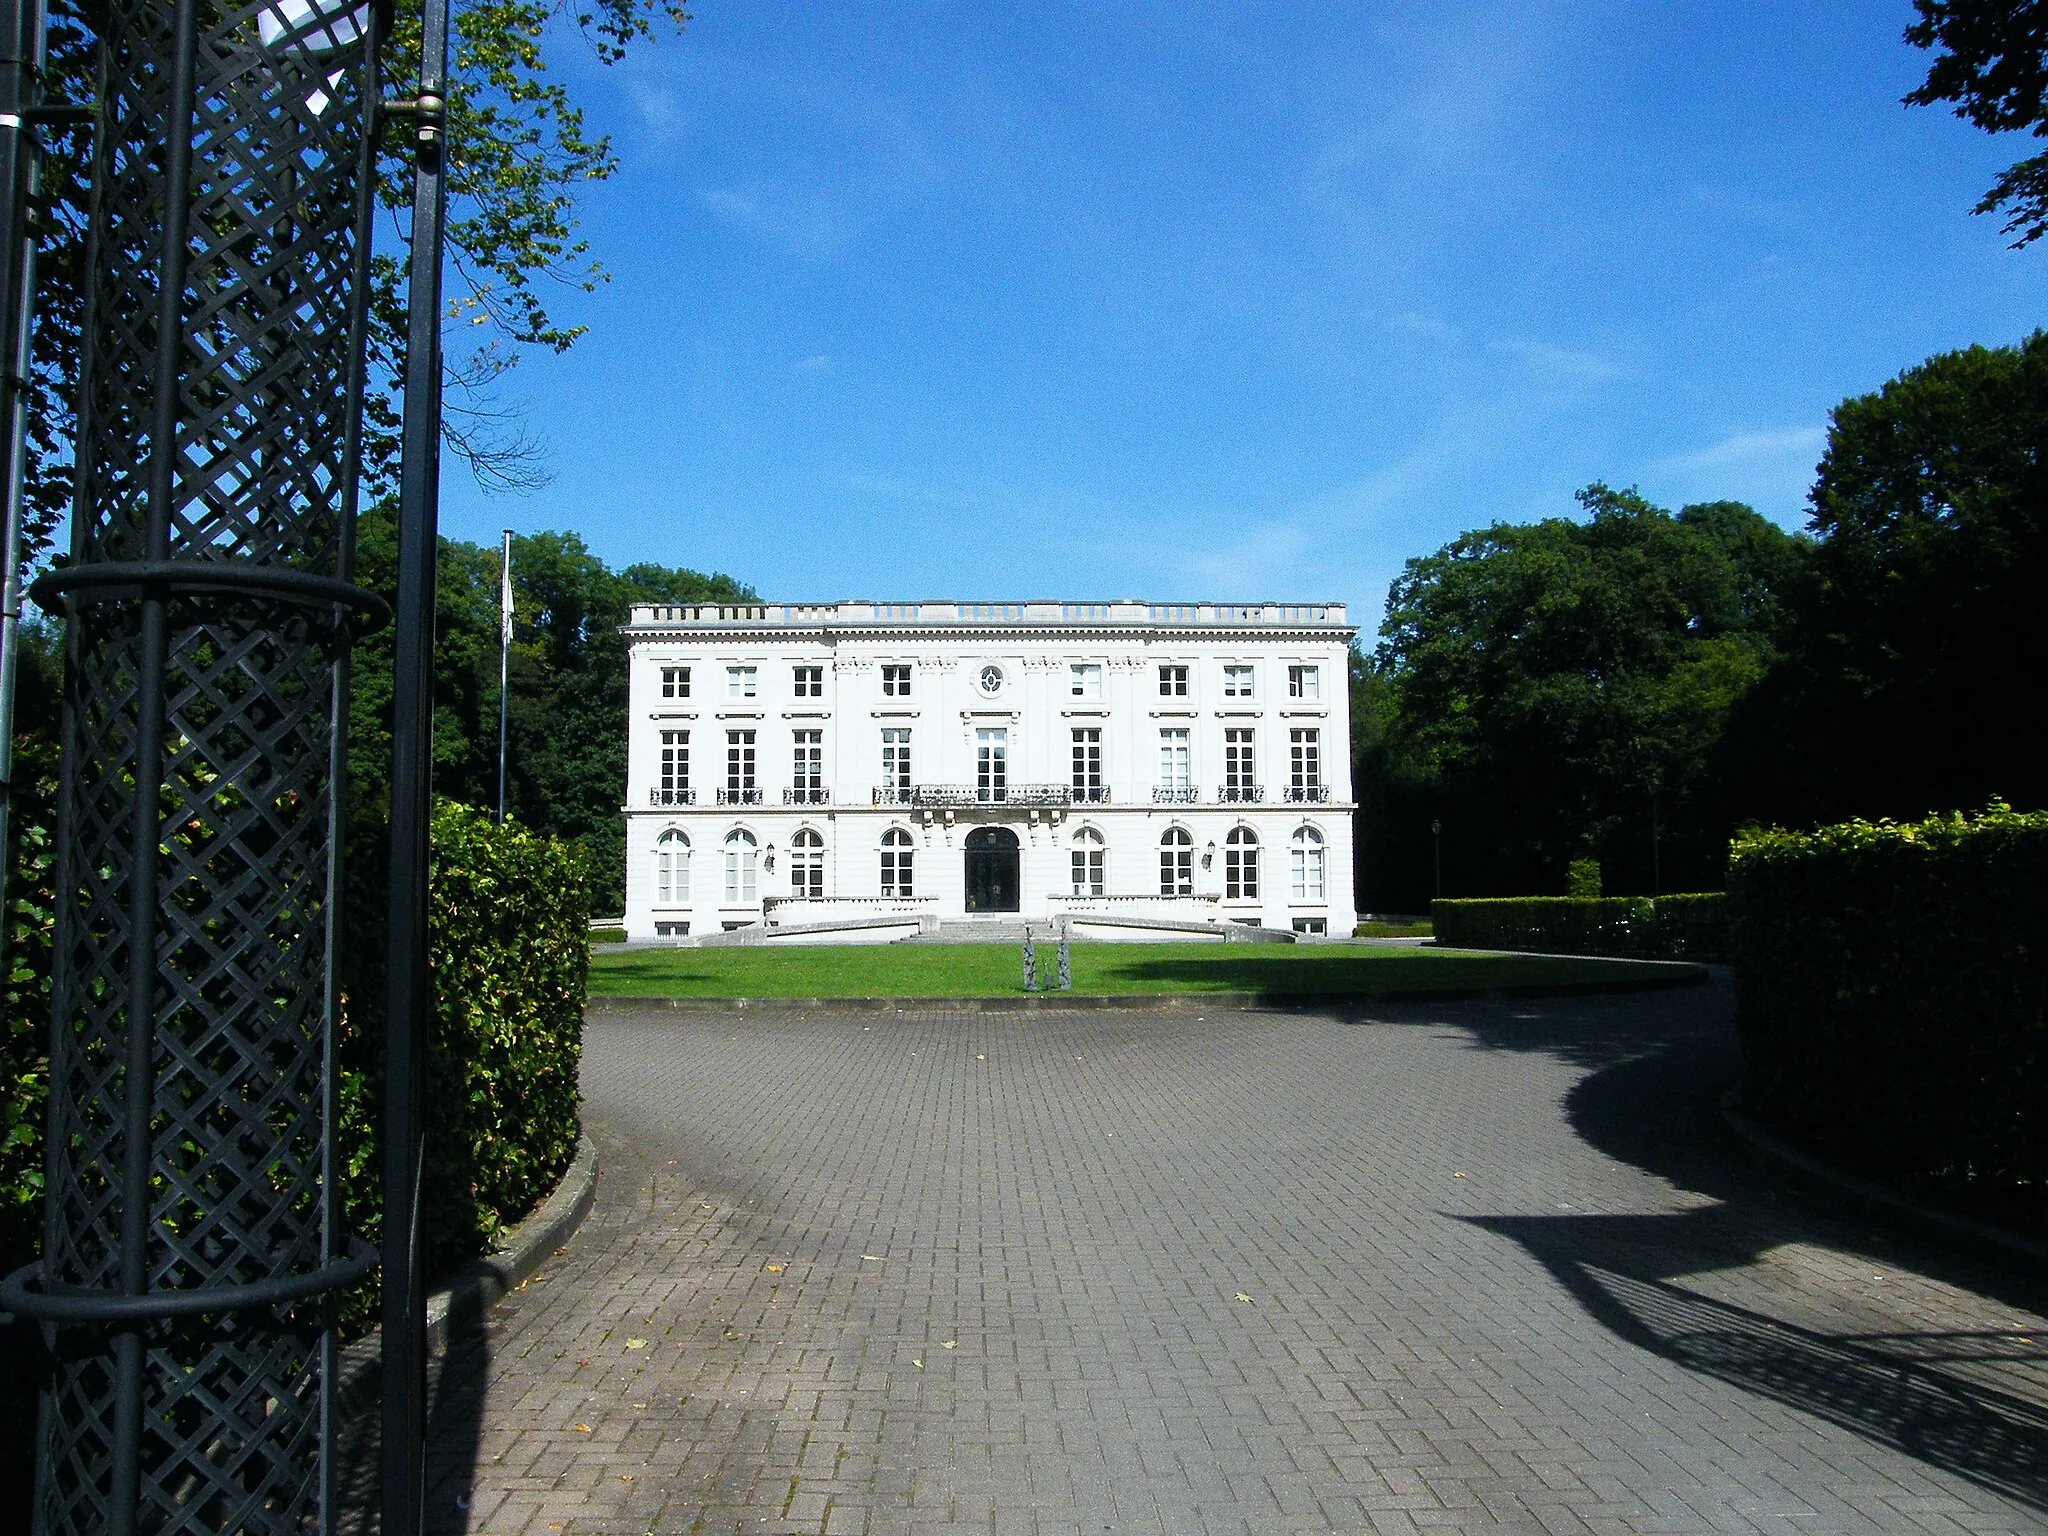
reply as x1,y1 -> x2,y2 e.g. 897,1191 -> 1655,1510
330,1287 -> 493,1534
1398,978 -> 2048,1513
1470,1206 -> 2048,1514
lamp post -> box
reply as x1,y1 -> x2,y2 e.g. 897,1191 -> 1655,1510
1430,819 -> 1442,902
0,3 -> 439,1532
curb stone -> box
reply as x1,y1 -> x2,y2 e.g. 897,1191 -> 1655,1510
1720,1092 -> 2048,1281
335,1130 -> 600,1415
585,968 -> 1708,1016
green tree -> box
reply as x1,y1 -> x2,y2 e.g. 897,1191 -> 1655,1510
1905,0 -> 2048,247
1366,487 -> 1806,902
1724,333 -> 2048,824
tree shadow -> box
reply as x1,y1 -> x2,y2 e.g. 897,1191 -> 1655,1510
1469,1206 -> 2048,1513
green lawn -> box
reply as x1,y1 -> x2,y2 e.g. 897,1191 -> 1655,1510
586,942 -> 1697,999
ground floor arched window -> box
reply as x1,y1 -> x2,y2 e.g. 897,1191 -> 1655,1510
1226,826 -> 1259,900
724,829 -> 758,901
791,827 -> 825,898
656,828 -> 689,903
1159,826 -> 1193,896
1291,826 -> 1325,899
1071,826 -> 1105,896
881,827 -> 914,898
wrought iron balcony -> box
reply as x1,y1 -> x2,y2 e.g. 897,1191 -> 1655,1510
900,783 -> 1073,808
784,787 -> 830,805
872,784 -> 913,806
650,787 -> 696,806
1282,784 -> 1331,803
1217,784 -> 1265,804
1152,785 -> 1199,804
717,786 -> 764,805
1007,784 -> 1072,807
1071,785 -> 1112,804
912,784 -> 977,807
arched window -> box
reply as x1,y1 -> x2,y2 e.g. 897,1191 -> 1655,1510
1225,825 -> 1259,900
791,827 -> 825,899
1159,826 -> 1193,897
723,829 -> 758,902
881,827 -> 915,898
655,829 -> 689,904
1071,827 -> 1106,897
1290,826 -> 1325,900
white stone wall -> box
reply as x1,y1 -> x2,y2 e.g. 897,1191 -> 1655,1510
620,602 -> 1358,938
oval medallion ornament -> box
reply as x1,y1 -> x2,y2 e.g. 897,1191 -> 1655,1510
977,664 -> 1005,697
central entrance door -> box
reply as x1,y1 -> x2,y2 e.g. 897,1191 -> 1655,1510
963,825 -> 1021,913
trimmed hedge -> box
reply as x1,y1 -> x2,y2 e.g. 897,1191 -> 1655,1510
339,800 -> 590,1306
1728,804 -> 2048,1206
1431,893 -> 1728,961
2,796 -> 587,1322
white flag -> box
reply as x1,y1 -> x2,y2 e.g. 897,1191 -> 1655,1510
499,534 -> 514,643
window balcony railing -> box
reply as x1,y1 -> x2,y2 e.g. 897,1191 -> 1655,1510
872,785 -> 913,807
1282,784 -> 1330,803
1152,785 -> 1198,804
1070,785 -> 1112,804
1217,784 -> 1265,804
912,784 -> 977,808
650,787 -> 696,806
1006,784 -> 1072,807
717,786 -> 764,805
784,787 -> 830,805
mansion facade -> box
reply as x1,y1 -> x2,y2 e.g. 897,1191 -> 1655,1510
620,600 -> 1358,939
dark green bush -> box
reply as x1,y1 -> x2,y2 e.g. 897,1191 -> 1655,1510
1432,893 -> 1727,961
1728,804 -> 2048,1212
340,800 -> 590,1304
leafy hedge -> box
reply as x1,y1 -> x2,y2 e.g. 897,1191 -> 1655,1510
2,794 -> 588,1326
338,800 -> 590,1309
1431,894 -> 1728,961
1727,804 -> 2048,1207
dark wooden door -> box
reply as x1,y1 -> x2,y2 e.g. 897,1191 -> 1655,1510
963,826 -> 1020,913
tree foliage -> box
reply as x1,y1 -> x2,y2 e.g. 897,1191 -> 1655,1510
346,515 -> 752,914
1723,332 -> 2048,826
1363,487 -> 1807,903
1905,0 -> 2048,246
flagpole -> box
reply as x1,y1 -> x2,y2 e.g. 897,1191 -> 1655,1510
497,527 -> 511,825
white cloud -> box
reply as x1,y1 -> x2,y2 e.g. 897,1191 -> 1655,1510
792,354 -> 834,373
696,186 -> 853,257
1648,426 -> 1824,475
1491,337 -> 1623,383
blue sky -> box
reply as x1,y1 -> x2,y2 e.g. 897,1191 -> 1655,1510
441,1 -> 2041,635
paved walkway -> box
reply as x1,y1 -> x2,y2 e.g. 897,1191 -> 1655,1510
414,984 -> 2048,1534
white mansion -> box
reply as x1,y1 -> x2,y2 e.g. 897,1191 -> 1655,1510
620,600 -> 1357,940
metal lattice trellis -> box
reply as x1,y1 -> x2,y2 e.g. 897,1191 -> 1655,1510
4,3 -> 388,1532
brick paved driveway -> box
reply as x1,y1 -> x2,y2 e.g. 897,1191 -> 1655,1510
420,982 -> 2048,1534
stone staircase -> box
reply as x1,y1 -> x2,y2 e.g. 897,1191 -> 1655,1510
902,919 -> 1062,945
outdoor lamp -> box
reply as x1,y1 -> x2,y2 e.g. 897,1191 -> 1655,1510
764,842 -> 777,872
1203,840 -> 1217,868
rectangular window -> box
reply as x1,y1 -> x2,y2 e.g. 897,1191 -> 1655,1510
726,730 -> 756,801
1158,728 -> 1190,792
1223,665 -> 1255,698
881,836 -> 914,898
659,730 -> 689,802
1070,663 -> 1102,700
1071,728 -> 1103,801
881,728 -> 912,792
1292,839 -> 1326,900
726,665 -> 757,699
1226,839 -> 1259,900
660,665 -> 690,699
1288,664 -> 1320,700
1158,664 -> 1188,698
1071,840 -> 1105,897
792,729 -> 823,801
1291,917 -> 1326,936
1224,729 -> 1256,798
976,728 -> 1008,803
655,920 -> 690,938
882,663 -> 912,697
1160,838 -> 1193,897
793,664 -> 824,698
1290,728 -> 1321,798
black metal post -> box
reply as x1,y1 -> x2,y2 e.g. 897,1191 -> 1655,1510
497,527 -> 511,824
0,0 -> 39,923
5,4 -> 387,1532
381,0 -> 451,1528
1431,818 -> 1442,902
